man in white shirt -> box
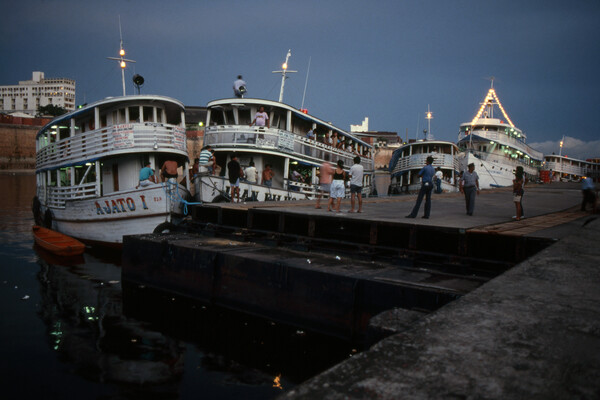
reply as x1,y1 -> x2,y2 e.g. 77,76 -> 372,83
244,161 -> 258,184
349,156 -> 364,213
250,106 -> 270,128
434,167 -> 443,193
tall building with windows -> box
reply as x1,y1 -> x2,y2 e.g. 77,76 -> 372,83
0,71 -> 76,116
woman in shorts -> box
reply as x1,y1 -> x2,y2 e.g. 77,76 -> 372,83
328,160 -> 346,213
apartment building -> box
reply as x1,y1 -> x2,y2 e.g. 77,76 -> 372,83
0,71 -> 76,116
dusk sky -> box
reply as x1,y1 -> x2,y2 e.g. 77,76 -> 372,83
2,0 -> 599,159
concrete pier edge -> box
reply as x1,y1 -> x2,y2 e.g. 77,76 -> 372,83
281,216 -> 600,399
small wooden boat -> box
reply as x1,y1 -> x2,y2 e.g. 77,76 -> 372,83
32,225 -> 85,256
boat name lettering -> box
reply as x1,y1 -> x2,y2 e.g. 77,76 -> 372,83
94,196 -> 149,215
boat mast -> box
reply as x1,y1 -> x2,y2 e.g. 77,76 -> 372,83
272,49 -> 297,103
107,16 -> 136,96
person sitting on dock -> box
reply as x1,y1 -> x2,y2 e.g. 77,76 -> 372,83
250,106 -> 270,128
160,160 -> 178,183
581,175 -> 597,213
137,162 -> 155,188
406,156 -> 435,219
460,163 -> 480,216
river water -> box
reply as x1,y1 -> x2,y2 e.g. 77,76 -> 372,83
0,172 -> 355,399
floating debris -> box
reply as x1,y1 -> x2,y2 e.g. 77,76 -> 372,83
306,259 -> 311,264
21,295 -> 30,300
335,256 -> 341,261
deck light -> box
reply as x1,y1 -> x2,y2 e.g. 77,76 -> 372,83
120,49 -> 125,57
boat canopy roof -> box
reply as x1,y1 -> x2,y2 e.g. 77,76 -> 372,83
207,97 -> 372,148
36,94 -> 185,139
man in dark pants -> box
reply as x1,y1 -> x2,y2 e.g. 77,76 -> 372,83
460,163 -> 480,216
406,156 -> 435,219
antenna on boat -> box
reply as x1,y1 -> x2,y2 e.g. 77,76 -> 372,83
272,49 -> 297,103
107,16 -> 136,96
301,56 -> 311,110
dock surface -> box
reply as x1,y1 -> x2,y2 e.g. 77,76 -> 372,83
281,211 -> 600,400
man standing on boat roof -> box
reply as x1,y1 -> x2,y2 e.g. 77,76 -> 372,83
250,106 -> 270,128
233,75 -> 246,98
406,156 -> 435,219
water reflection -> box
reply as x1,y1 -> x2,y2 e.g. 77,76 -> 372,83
35,247 -> 185,389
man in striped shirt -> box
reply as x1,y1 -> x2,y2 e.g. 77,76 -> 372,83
199,145 -> 214,174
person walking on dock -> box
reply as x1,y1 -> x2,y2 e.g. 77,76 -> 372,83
460,163 -> 480,216
406,156 -> 435,219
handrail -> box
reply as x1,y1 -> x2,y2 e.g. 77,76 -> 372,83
36,123 -> 187,170
204,126 -> 374,170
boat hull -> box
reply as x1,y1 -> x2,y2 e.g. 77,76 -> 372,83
38,184 -> 189,245
457,152 -> 538,189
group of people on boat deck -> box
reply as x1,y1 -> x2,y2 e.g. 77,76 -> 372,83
136,160 -> 181,189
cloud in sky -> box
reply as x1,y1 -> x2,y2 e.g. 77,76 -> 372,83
529,137 -> 600,161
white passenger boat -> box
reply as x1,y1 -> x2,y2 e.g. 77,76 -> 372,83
33,95 -> 192,245
542,154 -> 600,183
456,82 -> 543,188
388,140 -> 460,194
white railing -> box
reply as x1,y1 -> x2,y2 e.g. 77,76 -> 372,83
458,131 -> 543,160
391,153 -> 458,175
467,149 -> 540,171
37,123 -> 186,169
204,126 -> 374,170
46,182 -> 98,208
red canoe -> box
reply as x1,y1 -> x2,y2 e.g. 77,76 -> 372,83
32,225 -> 85,256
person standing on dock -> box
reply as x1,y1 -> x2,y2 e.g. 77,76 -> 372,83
581,176 -> 597,213
227,154 -> 243,203
460,163 -> 480,216
513,168 -> 525,221
406,156 -> 435,219
434,168 -> 443,194
349,156 -> 364,213
315,161 -> 332,209
328,160 -> 346,213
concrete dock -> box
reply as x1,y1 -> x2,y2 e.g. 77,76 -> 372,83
122,182 -> 599,397
281,208 -> 600,399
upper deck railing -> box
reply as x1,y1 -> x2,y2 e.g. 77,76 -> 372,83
390,153 -> 458,176
204,125 -> 374,171
458,130 -> 543,160
36,123 -> 187,170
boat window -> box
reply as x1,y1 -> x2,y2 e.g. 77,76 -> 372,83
210,109 -> 225,126
156,108 -> 164,123
225,109 -> 235,125
74,164 -> 96,185
238,109 -> 252,125
143,106 -> 154,122
270,110 -> 286,129
119,108 -> 126,123
129,106 -> 140,123
100,113 -> 107,128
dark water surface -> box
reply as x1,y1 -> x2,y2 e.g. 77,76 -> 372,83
0,173 -> 355,399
